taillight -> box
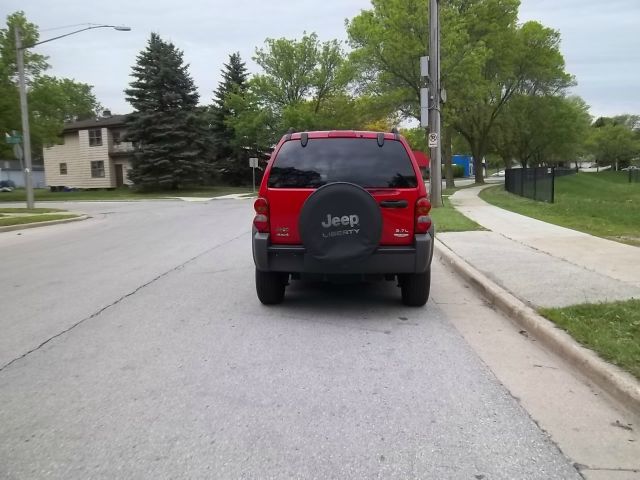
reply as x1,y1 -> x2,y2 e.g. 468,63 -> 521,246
253,197 -> 269,233
415,197 -> 432,234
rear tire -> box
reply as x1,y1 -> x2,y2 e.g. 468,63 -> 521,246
256,269 -> 286,305
399,269 -> 431,306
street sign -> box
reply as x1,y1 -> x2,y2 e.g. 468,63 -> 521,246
5,132 -> 22,144
249,157 -> 259,194
428,133 -> 439,148
420,56 -> 429,78
13,143 -> 23,161
420,88 -> 429,128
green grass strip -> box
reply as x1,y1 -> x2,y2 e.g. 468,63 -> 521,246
430,186 -> 485,233
0,214 -> 79,227
540,299 -> 640,379
0,186 -> 252,202
479,172 -> 640,246
0,207 -> 64,214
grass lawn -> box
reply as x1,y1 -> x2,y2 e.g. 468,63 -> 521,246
0,186 -> 253,202
0,213 -> 79,227
0,207 -> 64,214
431,187 -> 485,233
540,299 -> 640,380
479,171 -> 640,246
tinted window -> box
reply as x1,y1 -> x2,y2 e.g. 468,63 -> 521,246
268,138 -> 418,188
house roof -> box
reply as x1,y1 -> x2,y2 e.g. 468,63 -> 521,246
63,114 -> 129,133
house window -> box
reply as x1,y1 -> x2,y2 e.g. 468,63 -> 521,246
59,163 -> 67,175
112,130 -> 121,145
88,128 -> 102,147
91,160 -> 105,178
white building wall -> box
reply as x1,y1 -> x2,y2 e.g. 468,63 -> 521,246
77,128 -> 113,188
44,132 -> 79,187
43,128 -> 114,188
107,128 -> 133,186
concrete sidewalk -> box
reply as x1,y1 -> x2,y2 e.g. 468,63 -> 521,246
436,184 -> 640,415
438,185 -> 640,308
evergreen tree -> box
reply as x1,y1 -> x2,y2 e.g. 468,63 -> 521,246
125,33 -> 205,190
210,52 -> 250,185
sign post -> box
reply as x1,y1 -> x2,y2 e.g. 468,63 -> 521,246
428,0 -> 442,207
249,157 -> 259,194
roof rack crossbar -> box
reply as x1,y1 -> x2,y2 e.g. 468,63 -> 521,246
285,127 -> 295,141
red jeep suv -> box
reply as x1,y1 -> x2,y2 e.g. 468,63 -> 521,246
252,130 -> 434,306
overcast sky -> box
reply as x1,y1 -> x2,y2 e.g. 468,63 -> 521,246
3,0 -> 639,120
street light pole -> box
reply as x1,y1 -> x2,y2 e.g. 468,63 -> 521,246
428,0 -> 442,207
14,23 -> 131,209
15,25 -> 34,209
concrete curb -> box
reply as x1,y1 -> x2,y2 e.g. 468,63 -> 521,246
435,238 -> 640,415
0,215 -> 90,233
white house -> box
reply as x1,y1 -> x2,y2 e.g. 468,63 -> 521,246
43,113 -> 134,189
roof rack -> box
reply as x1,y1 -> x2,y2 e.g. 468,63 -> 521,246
390,127 -> 399,139
300,132 -> 309,147
285,127 -> 295,141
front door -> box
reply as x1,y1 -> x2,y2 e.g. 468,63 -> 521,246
115,164 -> 124,187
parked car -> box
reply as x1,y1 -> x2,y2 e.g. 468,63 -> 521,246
252,129 -> 434,306
0,180 -> 15,192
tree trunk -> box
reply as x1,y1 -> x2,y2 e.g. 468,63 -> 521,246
472,144 -> 485,184
443,125 -> 455,189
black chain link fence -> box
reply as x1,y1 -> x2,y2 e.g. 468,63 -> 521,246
505,167 -> 576,203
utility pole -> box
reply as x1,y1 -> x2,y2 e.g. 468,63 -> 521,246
15,25 -> 35,209
428,0 -> 442,207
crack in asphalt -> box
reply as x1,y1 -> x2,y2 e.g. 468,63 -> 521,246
0,231 -> 249,373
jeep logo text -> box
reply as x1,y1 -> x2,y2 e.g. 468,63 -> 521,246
321,214 -> 359,228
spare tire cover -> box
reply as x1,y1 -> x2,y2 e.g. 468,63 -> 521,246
299,182 -> 382,264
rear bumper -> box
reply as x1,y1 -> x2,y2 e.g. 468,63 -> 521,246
253,229 -> 434,274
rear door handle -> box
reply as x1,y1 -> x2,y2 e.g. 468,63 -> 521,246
380,200 -> 408,208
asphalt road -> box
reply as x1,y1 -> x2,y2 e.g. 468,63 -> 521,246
0,199 -> 581,479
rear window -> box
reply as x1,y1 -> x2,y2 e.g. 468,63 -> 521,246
267,138 -> 418,188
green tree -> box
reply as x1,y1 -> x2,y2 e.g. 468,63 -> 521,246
611,114 -> 640,131
210,52 -> 251,184
0,11 -> 49,82
252,33 -> 353,117
29,76 -> 99,145
491,95 -> 591,168
347,0 -> 574,184
587,123 -> 639,170
219,32 -> 364,179
0,12 -> 99,158
125,33 -> 206,190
